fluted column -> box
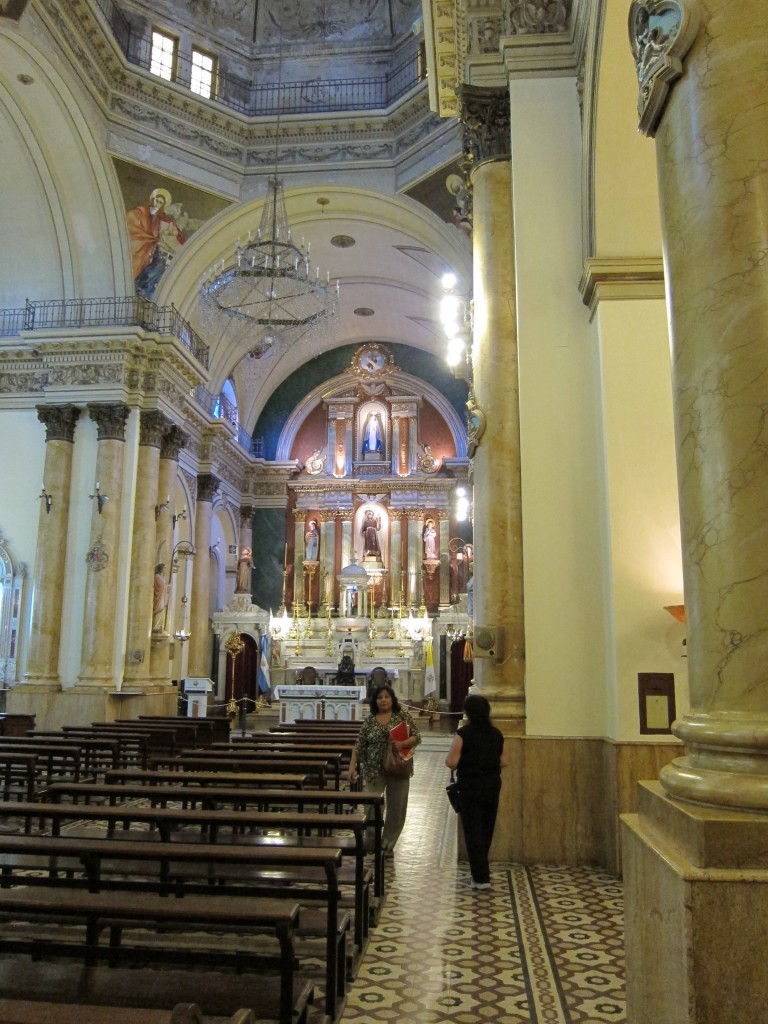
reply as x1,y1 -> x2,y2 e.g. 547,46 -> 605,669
344,417 -> 353,476
78,404 -> 130,687
25,405 -> 80,683
391,416 -> 401,476
406,510 -> 421,608
293,511 -> 306,610
187,474 -> 219,677
460,84 -> 525,731
124,411 -> 167,684
438,512 -> 451,609
150,425 -> 188,682
389,513 -> 402,604
319,511 -> 336,611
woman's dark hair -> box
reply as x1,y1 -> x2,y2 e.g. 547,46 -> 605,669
368,684 -> 401,715
463,693 -> 492,726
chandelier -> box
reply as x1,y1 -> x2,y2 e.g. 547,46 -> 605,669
199,175 -> 338,358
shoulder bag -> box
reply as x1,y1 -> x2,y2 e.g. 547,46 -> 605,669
446,771 -> 460,811
383,740 -> 414,779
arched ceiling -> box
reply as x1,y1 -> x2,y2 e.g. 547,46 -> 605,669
159,184 -> 472,432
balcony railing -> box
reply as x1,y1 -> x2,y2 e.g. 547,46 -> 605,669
0,297 -> 209,370
194,385 -> 257,456
92,0 -> 425,117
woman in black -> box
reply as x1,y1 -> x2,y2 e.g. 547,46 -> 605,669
445,694 -> 509,889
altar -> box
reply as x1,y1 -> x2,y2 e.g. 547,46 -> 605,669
273,684 -> 367,723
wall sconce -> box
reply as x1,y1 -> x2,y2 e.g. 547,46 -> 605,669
89,481 -> 108,514
664,604 -> 687,656
210,540 -> 220,555
155,496 -> 170,521
39,486 -> 52,515
173,507 -> 187,529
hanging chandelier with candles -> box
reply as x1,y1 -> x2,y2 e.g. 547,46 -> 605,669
199,175 -> 338,358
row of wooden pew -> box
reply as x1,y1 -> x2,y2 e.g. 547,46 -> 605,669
0,716 -> 372,1024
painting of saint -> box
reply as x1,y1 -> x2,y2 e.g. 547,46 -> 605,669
127,187 -> 186,300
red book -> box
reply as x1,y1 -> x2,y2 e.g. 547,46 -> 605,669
389,720 -> 413,759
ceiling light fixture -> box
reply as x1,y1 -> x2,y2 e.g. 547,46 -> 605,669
198,40 -> 337,359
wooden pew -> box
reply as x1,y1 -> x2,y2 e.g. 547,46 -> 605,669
0,887 -> 307,1024
0,742 -> 81,790
165,753 -> 340,790
2,735 -> 120,781
48,781 -> 387,904
104,768 -> 310,790
138,715 -> 230,745
0,833 -> 345,1021
0,802 -> 370,953
0,753 -> 37,803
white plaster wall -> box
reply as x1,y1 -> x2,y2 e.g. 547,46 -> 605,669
510,77 -> 611,737
596,299 -> 688,738
0,26 -> 131,308
593,0 -> 664,257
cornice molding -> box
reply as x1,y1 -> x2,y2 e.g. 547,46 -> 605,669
578,257 -> 666,319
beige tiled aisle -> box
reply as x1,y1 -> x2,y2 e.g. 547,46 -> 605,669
340,743 -> 626,1024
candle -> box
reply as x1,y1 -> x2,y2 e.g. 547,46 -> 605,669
284,542 -> 288,568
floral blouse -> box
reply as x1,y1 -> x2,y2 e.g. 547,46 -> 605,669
354,709 -> 421,783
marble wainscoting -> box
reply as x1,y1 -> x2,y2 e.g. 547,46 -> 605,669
491,737 -> 684,872
5,684 -> 179,730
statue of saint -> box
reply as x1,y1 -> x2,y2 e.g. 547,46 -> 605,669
235,547 -> 252,593
423,519 -> 437,560
361,509 -> 381,558
152,563 -> 167,632
362,412 -> 383,454
304,519 -> 319,561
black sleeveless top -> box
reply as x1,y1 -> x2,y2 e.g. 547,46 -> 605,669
456,722 -> 504,783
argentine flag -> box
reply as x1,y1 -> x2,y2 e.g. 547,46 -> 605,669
258,632 -> 271,694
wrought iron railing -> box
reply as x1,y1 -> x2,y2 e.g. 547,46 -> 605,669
92,0 -> 425,116
0,297 -> 209,370
194,385 -> 258,456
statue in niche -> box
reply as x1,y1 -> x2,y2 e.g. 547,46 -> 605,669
235,547 -> 253,593
361,509 -> 382,558
362,412 -> 383,455
152,563 -> 168,632
423,519 -> 438,560
304,519 -> 320,562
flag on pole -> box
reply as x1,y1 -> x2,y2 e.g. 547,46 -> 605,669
424,638 -> 436,696
258,633 -> 271,694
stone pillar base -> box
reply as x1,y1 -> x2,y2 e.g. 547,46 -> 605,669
622,781 -> 768,1024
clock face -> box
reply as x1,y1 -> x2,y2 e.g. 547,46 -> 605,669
353,344 -> 390,376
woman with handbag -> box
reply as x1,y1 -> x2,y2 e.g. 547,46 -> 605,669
348,684 -> 421,853
445,693 -> 509,890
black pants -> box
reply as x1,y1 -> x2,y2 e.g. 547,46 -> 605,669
457,776 -> 501,884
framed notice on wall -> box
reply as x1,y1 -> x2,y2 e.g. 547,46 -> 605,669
638,672 -> 676,734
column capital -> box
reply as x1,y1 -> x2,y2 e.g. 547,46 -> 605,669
196,473 -> 220,503
437,509 -> 451,522
458,84 -> 511,167
404,508 -> 424,521
139,410 -> 168,448
36,404 -> 80,443
87,403 -> 130,441
337,509 -> 354,522
319,510 -> 337,523
293,510 -> 308,524
160,424 -> 189,461
239,505 -> 255,526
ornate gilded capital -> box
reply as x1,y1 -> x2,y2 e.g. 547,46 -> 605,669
139,410 -> 168,448
160,425 -> 189,461
36,404 -> 79,443
293,510 -> 308,524
628,0 -> 699,138
458,84 -> 510,168
319,510 -> 337,523
196,473 -> 220,503
88,403 -> 130,442
337,509 -> 354,522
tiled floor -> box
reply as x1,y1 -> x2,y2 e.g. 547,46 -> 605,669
339,743 -> 626,1024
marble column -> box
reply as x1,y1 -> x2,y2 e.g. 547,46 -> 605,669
25,405 -> 80,684
390,416 -> 401,476
344,417 -> 354,476
78,404 -> 130,687
187,474 -> 219,678
339,510 -> 353,571
319,511 -> 336,611
237,505 -> 254,597
623,5 -> 768,1021
438,512 -> 451,610
459,84 -> 525,732
389,513 -> 402,605
149,425 -> 188,683
123,411 -> 167,685
293,511 -> 306,610
406,510 -> 421,608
